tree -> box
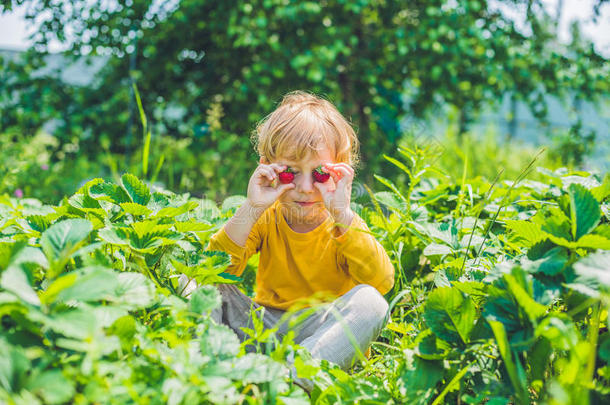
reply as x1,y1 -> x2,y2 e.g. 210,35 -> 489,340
1,0 -> 608,196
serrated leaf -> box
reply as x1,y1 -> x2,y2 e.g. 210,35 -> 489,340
40,219 -> 93,264
190,285 -> 221,314
505,220 -> 545,246
26,214 -> 54,233
200,323 -> 240,359
46,308 -> 97,340
68,194 -> 102,211
572,251 -> 610,292
373,192 -> 406,212
592,174 -> 610,202
120,202 -> 152,217
423,287 -> 477,344
373,174 -> 408,202
415,329 -> 451,360
121,174 -> 151,205
527,239 -> 555,260
56,267 -> 119,303
174,221 -> 214,233
155,201 -> 199,218
89,182 -> 131,205
114,272 -> 155,308
575,234 -> 610,249
525,247 -> 568,276
423,243 -> 452,256
568,184 -> 601,240
97,227 -> 130,245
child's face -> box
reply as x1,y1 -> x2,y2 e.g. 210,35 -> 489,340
267,146 -> 336,225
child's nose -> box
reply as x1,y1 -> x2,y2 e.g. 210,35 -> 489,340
297,173 -> 315,193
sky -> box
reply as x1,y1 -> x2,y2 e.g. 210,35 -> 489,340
0,0 -> 609,56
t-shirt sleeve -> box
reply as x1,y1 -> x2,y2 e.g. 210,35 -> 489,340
206,217 -> 264,277
333,214 -> 395,295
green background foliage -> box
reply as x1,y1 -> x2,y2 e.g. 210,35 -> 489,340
1,0 -> 608,201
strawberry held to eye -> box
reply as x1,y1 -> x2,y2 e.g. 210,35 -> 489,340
312,165 -> 330,183
278,168 -> 295,184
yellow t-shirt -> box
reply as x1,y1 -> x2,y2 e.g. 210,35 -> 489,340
207,200 -> 395,310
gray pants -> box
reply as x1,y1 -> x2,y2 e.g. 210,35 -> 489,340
211,284 -> 389,371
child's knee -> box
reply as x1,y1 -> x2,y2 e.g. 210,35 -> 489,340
347,284 -> 389,323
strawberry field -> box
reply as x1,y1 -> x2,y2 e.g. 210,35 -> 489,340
2,0 -> 610,403
1,143 -> 609,404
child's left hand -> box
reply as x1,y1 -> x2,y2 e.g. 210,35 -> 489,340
314,163 -> 355,227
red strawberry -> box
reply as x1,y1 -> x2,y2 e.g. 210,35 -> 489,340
278,168 -> 295,184
312,165 -> 330,183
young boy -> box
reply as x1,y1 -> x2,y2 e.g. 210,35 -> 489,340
203,91 -> 394,390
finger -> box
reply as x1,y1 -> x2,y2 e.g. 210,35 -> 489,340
333,166 -> 353,182
256,167 -> 276,182
276,183 -> 295,195
325,163 -> 354,177
268,163 -> 288,173
321,165 -> 341,182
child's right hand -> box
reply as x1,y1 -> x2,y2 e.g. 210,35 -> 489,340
246,163 -> 295,209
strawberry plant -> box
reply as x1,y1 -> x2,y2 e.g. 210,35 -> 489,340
1,147 -> 609,404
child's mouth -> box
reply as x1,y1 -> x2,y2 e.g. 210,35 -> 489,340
296,201 -> 316,206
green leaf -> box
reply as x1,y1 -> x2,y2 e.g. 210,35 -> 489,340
200,323 -> 240,359
190,285 -> 221,315
221,195 -> 246,213
572,251 -> 610,293
97,226 -> 130,246
40,219 -> 93,264
174,221 -> 214,233
120,202 -> 152,217
46,309 -> 97,340
591,174 -> 610,202
121,173 -> 151,205
568,184 -> 601,240
108,315 -> 136,342
373,191 -> 407,212
89,181 -> 131,205
415,329 -> 451,360
423,287 -> 477,344
573,234 -> 610,250
0,266 -> 40,306
505,220 -> 545,246
55,267 -> 119,303
487,320 -> 527,403
526,247 -> 568,276
423,243 -> 453,256
26,370 -> 75,404
39,273 -> 77,305
1,244 -> 48,271
114,272 -> 155,308
155,201 -> 199,218
503,271 -> 547,321
373,174 -> 408,202
0,341 -> 30,392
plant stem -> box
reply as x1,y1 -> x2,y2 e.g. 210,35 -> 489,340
585,302 -> 601,401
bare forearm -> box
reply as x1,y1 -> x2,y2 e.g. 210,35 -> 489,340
223,200 -> 266,247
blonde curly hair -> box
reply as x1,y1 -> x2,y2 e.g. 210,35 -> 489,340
251,91 -> 360,168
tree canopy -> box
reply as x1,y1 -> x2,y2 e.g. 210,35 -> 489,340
1,0 -> 608,196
